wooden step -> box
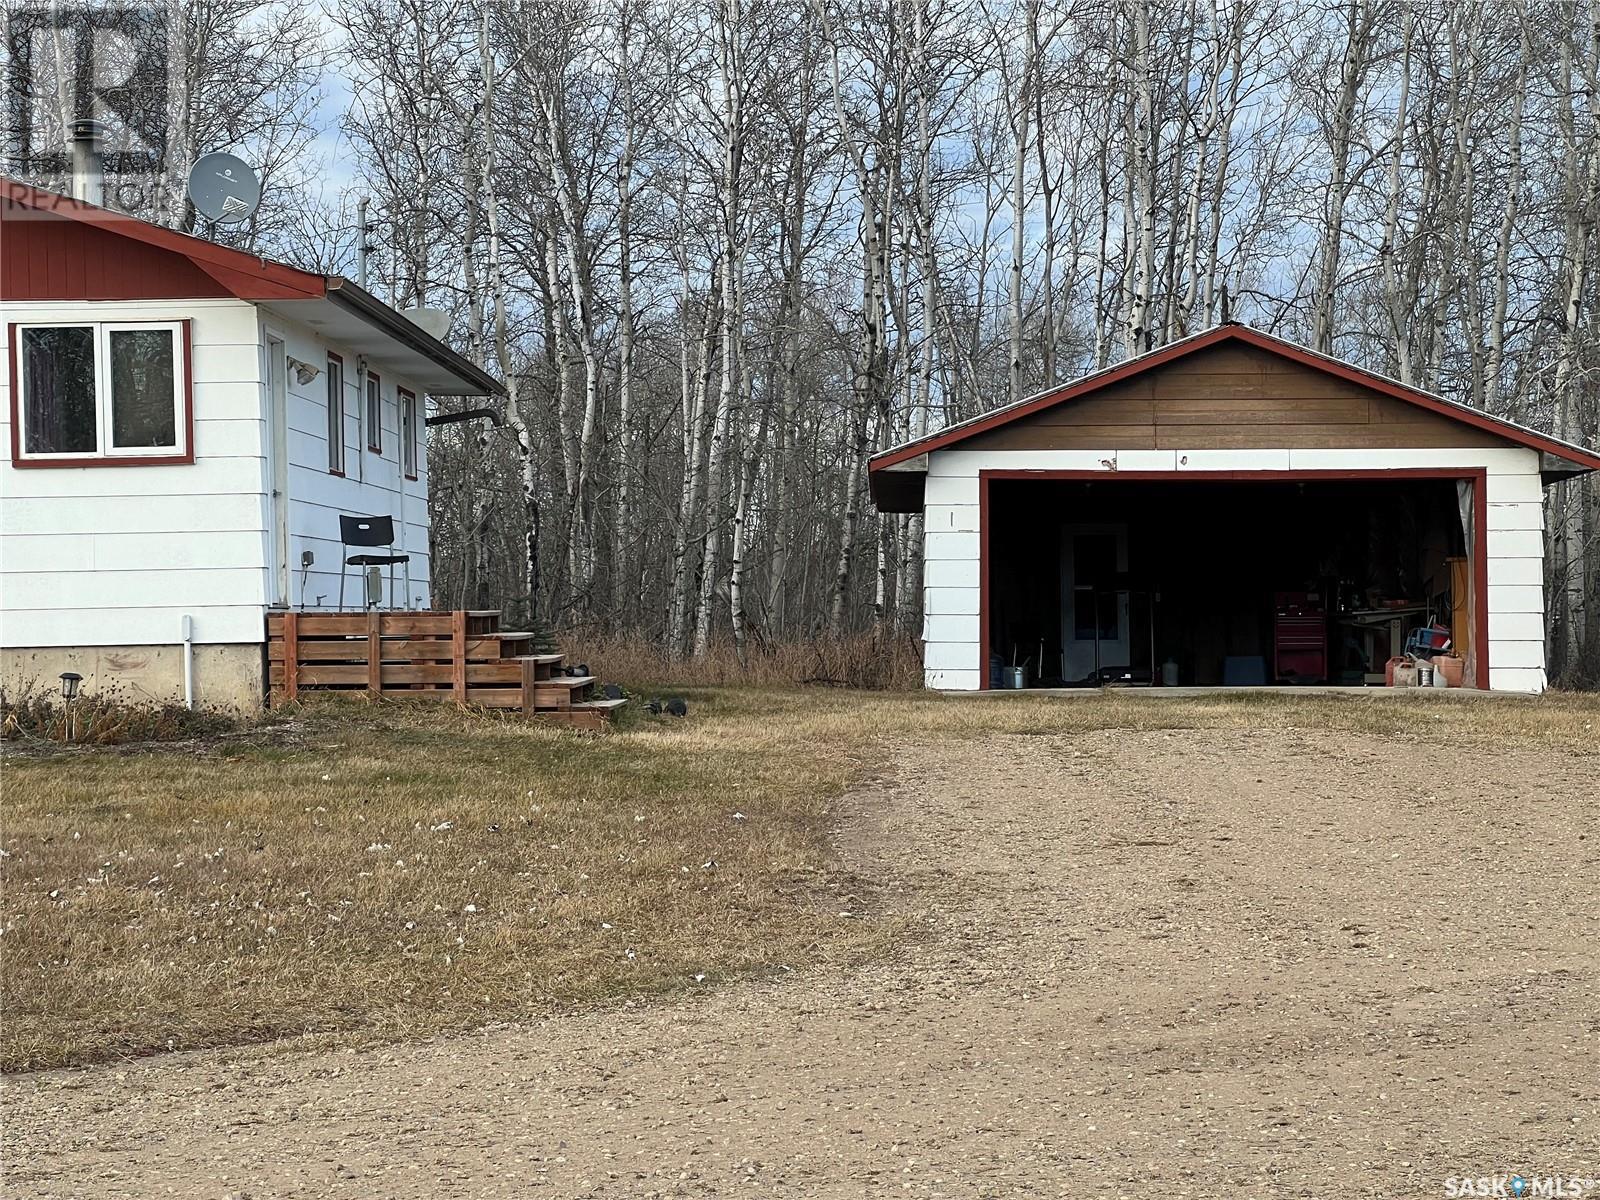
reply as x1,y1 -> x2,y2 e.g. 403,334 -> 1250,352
532,697 -> 626,732
514,660 -> 595,710
531,674 -> 594,689
465,609 -> 501,635
513,652 -> 564,682
529,683 -> 594,711
441,680 -> 599,711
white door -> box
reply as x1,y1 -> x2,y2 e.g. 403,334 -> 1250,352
266,336 -> 291,607
1061,524 -> 1129,682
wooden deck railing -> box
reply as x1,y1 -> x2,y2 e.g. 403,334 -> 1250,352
266,610 -> 622,728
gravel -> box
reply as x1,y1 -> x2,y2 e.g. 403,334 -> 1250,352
5,725 -> 1597,1198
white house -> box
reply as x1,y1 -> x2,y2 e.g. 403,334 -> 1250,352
0,179 -> 503,709
869,325 -> 1600,694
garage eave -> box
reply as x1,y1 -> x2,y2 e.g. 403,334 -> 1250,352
868,324 -> 1600,481
869,453 -> 928,513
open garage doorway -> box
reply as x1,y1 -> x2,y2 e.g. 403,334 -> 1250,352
981,471 -> 1486,689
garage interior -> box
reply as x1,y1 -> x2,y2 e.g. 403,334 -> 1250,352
985,476 -> 1475,687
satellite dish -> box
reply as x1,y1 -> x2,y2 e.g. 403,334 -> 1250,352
187,152 -> 261,224
402,307 -> 451,339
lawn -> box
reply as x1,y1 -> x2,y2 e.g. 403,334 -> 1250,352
2,686 -> 1596,1073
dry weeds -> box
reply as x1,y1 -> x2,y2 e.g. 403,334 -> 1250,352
2,686 -> 1595,1074
580,631 -> 926,690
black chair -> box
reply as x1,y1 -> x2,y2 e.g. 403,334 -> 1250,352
338,514 -> 411,610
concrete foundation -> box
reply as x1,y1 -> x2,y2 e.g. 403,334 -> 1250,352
1,644 -> 266,712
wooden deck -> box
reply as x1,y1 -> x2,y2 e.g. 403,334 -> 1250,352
266,610 -> 624,730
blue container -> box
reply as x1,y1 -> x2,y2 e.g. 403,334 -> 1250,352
1222,655 -> 1268,686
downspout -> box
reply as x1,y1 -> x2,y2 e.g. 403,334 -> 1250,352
397,401 -> 409,609
181,615 -> 195,709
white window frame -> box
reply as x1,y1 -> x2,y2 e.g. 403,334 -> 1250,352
13,320 -> 188,462
400,387 -> 419,479
326,353 -> 346,475
365,369 -> 383,454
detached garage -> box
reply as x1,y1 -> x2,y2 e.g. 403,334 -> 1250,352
869,325 -> 1600,694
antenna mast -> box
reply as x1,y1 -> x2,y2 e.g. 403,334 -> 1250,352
356,196 -> 372,289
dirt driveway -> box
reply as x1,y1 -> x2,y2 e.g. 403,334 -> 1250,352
6,726 -> 1598,1198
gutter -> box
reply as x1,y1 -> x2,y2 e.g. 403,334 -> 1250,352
324,278 -> 506,398
426,406 -> 501,427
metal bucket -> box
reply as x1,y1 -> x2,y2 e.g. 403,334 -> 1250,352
1005,666 -> 1027,690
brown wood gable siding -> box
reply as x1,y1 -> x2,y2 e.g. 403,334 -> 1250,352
0,198 -> 237,301
960,343 -> 1508,452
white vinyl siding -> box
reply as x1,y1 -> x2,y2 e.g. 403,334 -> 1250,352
0,298 -> 436,650
263,315 -> 430,612
0,299 -> 266,646
924,504 -> 981,532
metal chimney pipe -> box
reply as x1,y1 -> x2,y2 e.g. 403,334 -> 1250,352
68,118 -> 106,206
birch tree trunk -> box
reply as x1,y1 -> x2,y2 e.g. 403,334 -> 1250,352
612,3 -> 641,621
692,0 -> 749,659
1124,0 -> 1156,356
764,50 -> 815,638
1378,12 -> 1413,384
479,9 -> 538,624
1547,10 -> 1599,679
730,390 -> 771,664
1484,13 -> 1528,417
1310,0 -> 1374,354
537,94 -> 603,612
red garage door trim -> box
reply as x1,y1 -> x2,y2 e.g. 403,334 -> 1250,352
976,468 -> 1490,692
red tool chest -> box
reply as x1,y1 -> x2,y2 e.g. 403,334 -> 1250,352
1274,591 -> 1327,683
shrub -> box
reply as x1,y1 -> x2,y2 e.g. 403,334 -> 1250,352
0,681 -> 241,747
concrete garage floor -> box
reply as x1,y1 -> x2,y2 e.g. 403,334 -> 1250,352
7,726 -> 1597,1198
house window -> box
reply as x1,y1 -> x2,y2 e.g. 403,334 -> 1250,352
365,370 -> 382,453
12,321 -> 189,465
326,354 -> 345,474
400,388 -> 418,479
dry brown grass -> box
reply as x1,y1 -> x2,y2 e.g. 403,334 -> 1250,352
3,685 -> 1596,1073
577,631 -> 926,690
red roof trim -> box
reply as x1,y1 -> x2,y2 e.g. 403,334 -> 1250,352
869,325 -> 1600,473
2,178 -> 327,301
